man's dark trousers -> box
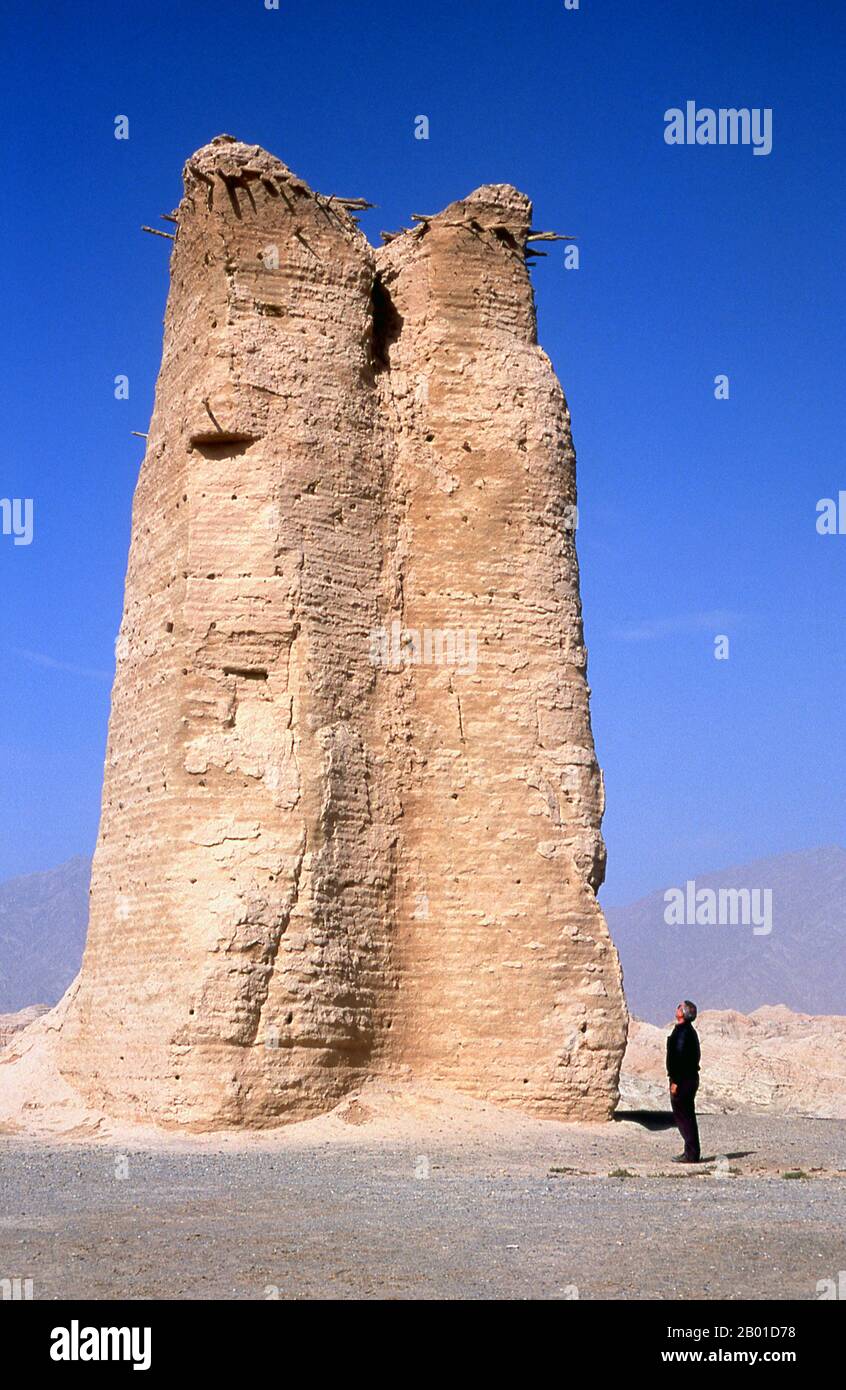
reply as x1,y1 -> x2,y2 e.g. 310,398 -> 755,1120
671,1078 -> 700,1161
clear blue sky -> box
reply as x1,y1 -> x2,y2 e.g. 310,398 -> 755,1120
0,0 -> 843,903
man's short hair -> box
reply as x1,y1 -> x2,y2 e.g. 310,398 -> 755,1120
681,1000 -> 698,1021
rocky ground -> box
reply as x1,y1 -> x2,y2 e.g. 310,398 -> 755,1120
1,1084 -> 844,1300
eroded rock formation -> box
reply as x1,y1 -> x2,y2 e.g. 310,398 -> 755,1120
48,136 -> 625,1128
0,1005 -> 49,1051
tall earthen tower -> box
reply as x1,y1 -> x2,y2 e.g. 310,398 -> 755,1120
54,137 -> 627,1128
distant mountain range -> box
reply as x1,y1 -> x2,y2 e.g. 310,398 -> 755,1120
605,845 -> 846,1024
0,846 -> 843,1026
0,856 -> 90,1012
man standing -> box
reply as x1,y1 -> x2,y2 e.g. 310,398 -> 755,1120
667,1000 -> 701,1163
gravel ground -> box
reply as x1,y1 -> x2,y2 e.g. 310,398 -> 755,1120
1,1107 -> 844,1300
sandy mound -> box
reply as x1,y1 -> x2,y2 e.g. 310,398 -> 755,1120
0,981 -> 109,1138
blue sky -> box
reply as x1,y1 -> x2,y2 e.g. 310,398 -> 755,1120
0,0 -> 843,903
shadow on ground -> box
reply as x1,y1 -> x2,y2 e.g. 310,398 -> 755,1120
614,1109 -> 676,1131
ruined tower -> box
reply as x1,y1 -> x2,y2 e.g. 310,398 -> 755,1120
51,137 -> 626,1128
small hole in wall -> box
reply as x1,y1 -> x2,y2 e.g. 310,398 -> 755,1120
370,272 -> 402,367
285,1012 -> 293,1025
223,665 -> 268,681
189,1009 -> 195,1016
426,433 -> 434,443
165,621 -> 173,633
175,1075 -> 181,1081
191,434 -> 257,460
523,1078 -> 529,1085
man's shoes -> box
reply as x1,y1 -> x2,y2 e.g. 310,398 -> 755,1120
672,1155 -> 699,1164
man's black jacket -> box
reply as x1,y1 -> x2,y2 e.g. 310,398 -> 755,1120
666,1021 -> 700,1083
